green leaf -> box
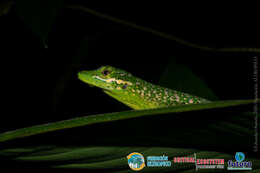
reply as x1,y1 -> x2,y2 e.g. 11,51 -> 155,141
159,59 -> 218,100
0,99 -> 259,172
0,99 -> 257,142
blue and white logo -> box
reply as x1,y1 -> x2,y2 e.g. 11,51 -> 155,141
127,152 -> 145,171
235,152 -> 245,162
227,152 -> 252,171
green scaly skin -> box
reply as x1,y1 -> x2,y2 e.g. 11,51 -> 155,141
78,66 -> 210,110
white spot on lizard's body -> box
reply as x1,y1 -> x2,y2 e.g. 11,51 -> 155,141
116,79 -> 132,85
107,78 -> 117,83
175,95 -> 180,102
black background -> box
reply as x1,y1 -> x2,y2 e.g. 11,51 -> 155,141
0,1 -> 259,172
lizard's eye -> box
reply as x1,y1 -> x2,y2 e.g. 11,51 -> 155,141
102,70 -> 110,76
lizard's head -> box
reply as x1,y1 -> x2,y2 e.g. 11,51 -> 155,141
78,66 -> 135,92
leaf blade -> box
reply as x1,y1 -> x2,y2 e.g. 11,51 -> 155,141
0,99 -> 258,142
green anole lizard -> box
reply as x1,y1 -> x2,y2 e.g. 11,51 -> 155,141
78,66 -> 210,110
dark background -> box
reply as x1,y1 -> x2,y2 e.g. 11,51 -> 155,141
0,1 -> 259,172
0,1 -> 258,137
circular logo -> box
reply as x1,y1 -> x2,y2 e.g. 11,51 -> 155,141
127,152 -> 145,171
235,152 -> 245,162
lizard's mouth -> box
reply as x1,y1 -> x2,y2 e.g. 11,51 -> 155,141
78,71 -> 98,87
